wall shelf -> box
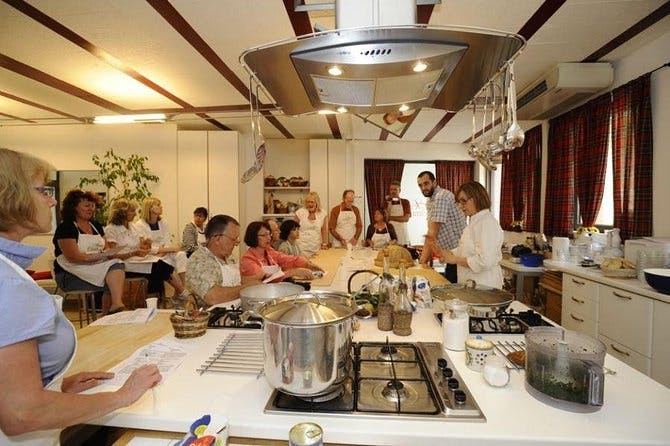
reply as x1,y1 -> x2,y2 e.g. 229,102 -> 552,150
264,186 -> 310,190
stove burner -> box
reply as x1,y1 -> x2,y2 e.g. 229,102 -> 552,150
436,309 -> 552,334
378,345 -> 398,361
297,386 -> 344,403
207,306 -> 263,329
381,379 -> 409,402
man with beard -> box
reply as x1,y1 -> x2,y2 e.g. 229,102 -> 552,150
417,171 -> 466,283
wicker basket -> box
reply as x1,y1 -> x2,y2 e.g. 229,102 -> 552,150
169,300 -> 209,338
600,267 -> 637,278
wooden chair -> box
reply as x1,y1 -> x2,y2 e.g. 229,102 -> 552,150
51,268 -> 97,328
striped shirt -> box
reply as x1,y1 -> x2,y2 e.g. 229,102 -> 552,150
426,186 -> 466,250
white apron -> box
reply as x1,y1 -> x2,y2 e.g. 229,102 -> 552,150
370,225 -> 392,249
146,223 -> 187,274
296,209 -> 323,257
218,258 -> 242,287
56,224 -> 122,287
196,229 -> 206,247
389,201 -> 410,246
0,255 -> 78,446
332,208 -> 357,248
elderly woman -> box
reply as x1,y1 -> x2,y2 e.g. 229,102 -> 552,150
240,221 -> 322,283
53,189 -> 126,314
294,191 -> 329,257
134,197 -> 188,299
275,219 -> 302,256
365,208 -> 397,249
0,148 -> 160,444
429,181 -> 503,288
104,199 -> 186,299
182,206 -> 208,257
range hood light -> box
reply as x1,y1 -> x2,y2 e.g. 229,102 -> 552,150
337,106 -> 348,113
398,104 -> 410,112
413,61 -> 428,72
328,66 -> 343,76
93,113 -> 166,124
317,109 -> 337,115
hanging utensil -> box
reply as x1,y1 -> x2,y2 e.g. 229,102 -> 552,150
487,82 -> 501,154
504,62 -> 525,150
467,102 -> 478,158
241,78 -> 267,183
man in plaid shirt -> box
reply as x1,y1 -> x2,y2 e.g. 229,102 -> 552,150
417,171 -> 466,283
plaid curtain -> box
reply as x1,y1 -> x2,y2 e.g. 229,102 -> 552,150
363,159 -> 405,221
612,74 -> 653,240
576,93 -> 611,227
434,161 -> 475,194
544,109 -> 582,237
500,124 -> 542,231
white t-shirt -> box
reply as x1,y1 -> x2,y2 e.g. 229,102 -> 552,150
454,209 -> 504,288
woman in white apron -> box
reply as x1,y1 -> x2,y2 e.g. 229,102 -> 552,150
365,209 -> 398,249
429,181 -> 503,288
0,148 -> 161,444
105,199 -> 180,297
182,206 -> 208,257
53,189 -> 126,314
294,192 -> 328,257
328,190 -> 362,248
134,198 -> 188,305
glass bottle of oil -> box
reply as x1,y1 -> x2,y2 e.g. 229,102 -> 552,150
393,263 -> 413,336
377,253 -> 394,331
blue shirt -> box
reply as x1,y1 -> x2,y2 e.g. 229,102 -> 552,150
0,237 -> 76,386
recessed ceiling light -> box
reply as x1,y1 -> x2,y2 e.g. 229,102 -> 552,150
317,109 -> 337,115
413,61 -> 428,72
328,66 -> 343,76
337,106 -> 348,113
398,104 -> 410,112
93,113 -> 166,124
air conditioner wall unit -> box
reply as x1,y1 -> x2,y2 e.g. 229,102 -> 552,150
516,62 -> 613,120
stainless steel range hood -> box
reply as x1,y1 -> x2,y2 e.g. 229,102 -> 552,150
240,1 -> 524,116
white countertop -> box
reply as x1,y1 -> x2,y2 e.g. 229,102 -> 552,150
544,260 -> 670,304
85,302 -> 670,446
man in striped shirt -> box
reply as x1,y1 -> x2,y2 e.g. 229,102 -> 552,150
417,171 -> 466,283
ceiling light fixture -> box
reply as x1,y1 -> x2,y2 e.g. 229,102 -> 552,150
317,109 -> 337,114
93,113 -> 166,124
398,104 -> 410,112
337,106 -> 348,113
413,61 -> 428,72
328,66 -> 343,76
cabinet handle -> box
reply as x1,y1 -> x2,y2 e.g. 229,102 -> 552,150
570,313 -> 584,322
571,278 -> 586,285
610,344 -> 631,357
612,291 -> 632,300
571,296 -> 585,304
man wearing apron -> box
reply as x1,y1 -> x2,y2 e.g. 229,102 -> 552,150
328,189 -> 363,248
185,214 -> 243,309
383,180 -> 411,246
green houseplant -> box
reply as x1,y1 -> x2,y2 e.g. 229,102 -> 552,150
78,149 -> 159,223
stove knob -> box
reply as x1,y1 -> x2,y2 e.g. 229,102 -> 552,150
437,358 -> 448,369
447,378 -> 459,390
441,367 -> 453,378
454,389 -> 467,404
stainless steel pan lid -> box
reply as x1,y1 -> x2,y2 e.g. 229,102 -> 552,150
259,291 -> 356,325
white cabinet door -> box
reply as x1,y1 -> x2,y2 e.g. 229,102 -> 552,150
600,334 -> 651,375
599,285 -> 653,357
651,300 -> 670,388
562,274 -> 598,337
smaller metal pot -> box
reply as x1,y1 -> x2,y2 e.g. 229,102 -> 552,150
431,280 -> 513,318
240,283 -> 304,314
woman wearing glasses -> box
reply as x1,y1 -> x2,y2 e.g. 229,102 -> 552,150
240,221 -> 323,283
53,189 -> 127,314
0,148 -> 160,444
429,181 -> 503,288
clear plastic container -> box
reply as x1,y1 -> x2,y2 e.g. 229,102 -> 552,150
442,299 -> 469,351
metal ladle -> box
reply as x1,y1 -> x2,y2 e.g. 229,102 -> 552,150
467,102 -> 478,158
505,62 -> 525,150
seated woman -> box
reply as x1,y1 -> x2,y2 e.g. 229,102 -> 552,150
240,221 -> 322,283
134,197 -> 188,303
104,199 -> 186,299
365,208 -> 397,249
182,206 -> 208,257
275,219 -> 302,256
429,181 -> 503,288
53,189 -> 126,314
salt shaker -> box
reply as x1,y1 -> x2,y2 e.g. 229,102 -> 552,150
443,299 -> 469,351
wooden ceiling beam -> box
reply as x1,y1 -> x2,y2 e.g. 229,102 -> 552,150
0,111 -> 37,123
0,90 -> 86,122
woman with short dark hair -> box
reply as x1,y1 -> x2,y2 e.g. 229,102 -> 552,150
182,207 -> 208,257
240,221 -> 322,283
53,189 -> 127,314
276,219 -> 302,256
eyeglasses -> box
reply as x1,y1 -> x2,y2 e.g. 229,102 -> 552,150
214,233 -> 239,243
457,196 -> 472,205
257,232 -> 272,238
34,186 -> 55,198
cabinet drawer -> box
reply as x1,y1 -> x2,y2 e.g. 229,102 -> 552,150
563,293 -> 598,321
600,334 -> 651,375
651,300 -> 670,388
599,286 -> 652,357
562,309 -> 598,339
562,274 -> 598,301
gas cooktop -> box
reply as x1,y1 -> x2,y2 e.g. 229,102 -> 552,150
437,309 -> 552,334
265,342 -> 485,422
207,306 -> 263,329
